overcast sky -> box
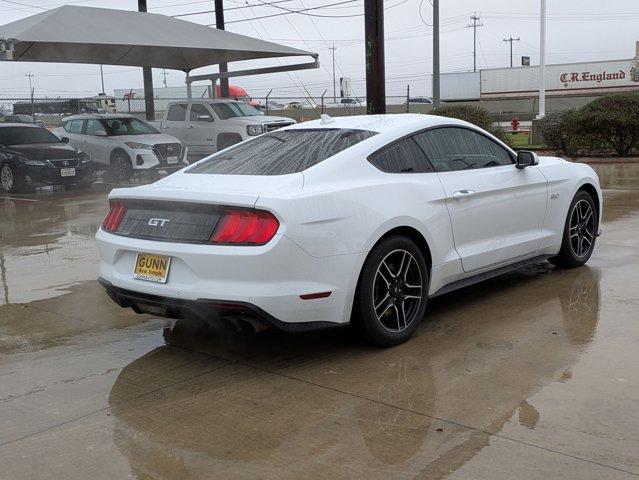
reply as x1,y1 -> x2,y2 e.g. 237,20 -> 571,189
0,0 -> 638,100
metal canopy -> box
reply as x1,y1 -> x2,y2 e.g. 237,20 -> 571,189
0,5 -> 318,72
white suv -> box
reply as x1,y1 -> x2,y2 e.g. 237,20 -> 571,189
53,114 -> 187,180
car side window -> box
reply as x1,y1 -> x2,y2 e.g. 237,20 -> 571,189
189,104 -> 212,122
85,119 -> 106,136
65,119 -> 84,134
413,127 -> 513,172
166,103 -> 188,121
368,137 -> 434,174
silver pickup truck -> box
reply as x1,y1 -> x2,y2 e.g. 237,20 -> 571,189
152,99 -> 295,162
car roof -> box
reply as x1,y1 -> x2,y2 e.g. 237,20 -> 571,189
0,122 -> 43,128
285,113 -> 471,135
61,113 -> 137,121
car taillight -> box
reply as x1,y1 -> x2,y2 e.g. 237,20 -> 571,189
102,201 -> 127,232
210,208 -> 279,245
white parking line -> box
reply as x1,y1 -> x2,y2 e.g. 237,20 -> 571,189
1,196 -> 39,202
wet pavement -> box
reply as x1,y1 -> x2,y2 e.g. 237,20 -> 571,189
1,165 -> 639,479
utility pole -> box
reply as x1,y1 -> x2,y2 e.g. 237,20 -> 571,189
137,0 -> 155,120
432,0 -> 440,107
161,69 -> 169,88
364,0 -> 385,114
215,0 -> 229,98
329,45 -> 337,102
466,13 -> 483,73
503,36 -> 520,68
25,73 -> 35,123
99,65 -> 105,94
538,0 -> 547,118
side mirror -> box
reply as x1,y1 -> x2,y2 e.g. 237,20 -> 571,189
60,137 -> 70,144
95,130 -> 107,137
516,150 -> 539,169
196,114 -> 213,122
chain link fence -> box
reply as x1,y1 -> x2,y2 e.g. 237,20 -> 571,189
0,93 -> 554,129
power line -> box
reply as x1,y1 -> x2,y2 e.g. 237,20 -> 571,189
503,36 -> 520,68
211,0 -> 362,24
171,0 -> 298,18
466,13 -> 483,72
418,0 -> 431,26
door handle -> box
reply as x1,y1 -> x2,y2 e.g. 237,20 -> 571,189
162,125 -> 170,129
452,189 -> 476,199
81,139 -> 88,143
187,125 -> 194,129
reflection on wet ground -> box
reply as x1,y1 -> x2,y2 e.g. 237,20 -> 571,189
1,164 -> 639,479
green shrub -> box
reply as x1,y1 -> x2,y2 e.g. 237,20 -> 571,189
431,104 -> 511,145
536,110 -> 581,155
576,93 -> 639,156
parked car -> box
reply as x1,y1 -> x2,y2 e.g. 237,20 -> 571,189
324,98 -> 364,109
53,114 -> 186,181
283,101 -> 317,110
0,123 -> 96,193
152,99 -> 295,162
406,96 -> 433,105
96,113 -> 602,346
259,101 -> 284,111
3,114 -> 46,127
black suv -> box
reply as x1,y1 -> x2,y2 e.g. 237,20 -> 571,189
0,123 -> 96,193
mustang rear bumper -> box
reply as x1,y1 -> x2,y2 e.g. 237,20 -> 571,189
98,278 -> 339,332
96,228 -> 367,328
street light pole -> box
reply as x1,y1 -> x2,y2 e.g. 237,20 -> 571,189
329,45 -> 337,102
432,0 -> 440,107
538,0 -> 546,118
25,73 -> 35,123
99,65 -> 105,94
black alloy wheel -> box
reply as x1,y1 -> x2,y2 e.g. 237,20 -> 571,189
550,190 -> 598,268
356,235 -> 429,346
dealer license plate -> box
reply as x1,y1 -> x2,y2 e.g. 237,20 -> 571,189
60,168 -> 76,177
167,156 -> 179,164
133,253 -> 171,284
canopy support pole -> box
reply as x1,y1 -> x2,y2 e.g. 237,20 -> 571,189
214,0 -> 229,98
138,0 -> 155,121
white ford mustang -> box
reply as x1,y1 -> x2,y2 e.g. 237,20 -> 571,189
96,114 -> 602,346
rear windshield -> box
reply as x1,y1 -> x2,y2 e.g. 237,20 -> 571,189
0,126 -> 60,145
187,128 -> 378,175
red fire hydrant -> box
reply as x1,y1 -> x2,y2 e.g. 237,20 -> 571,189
511,116 -> 520,132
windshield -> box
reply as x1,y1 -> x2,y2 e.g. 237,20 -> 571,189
210,102 -> 261,120
103,117 -> 159,136
188,128 -> 377,176
0,126 -> 61,145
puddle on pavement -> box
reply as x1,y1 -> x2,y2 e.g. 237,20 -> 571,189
0,192 -> 107,305
102,262 -> 638,477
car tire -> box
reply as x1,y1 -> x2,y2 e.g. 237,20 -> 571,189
549,190 -> 598,268
110,151 -> 133,181
355,235 -> 429,347
1,164 -> 29,193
